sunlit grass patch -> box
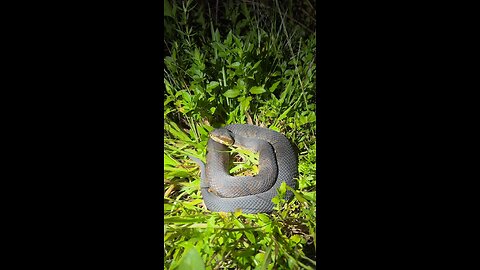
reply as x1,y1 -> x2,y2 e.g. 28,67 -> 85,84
228,146 -> 260,176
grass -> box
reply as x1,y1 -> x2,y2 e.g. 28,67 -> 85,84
164,0 -> 316,269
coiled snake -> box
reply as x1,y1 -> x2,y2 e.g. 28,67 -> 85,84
190,124 -> 297,213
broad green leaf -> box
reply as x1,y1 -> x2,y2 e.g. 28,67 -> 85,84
234,39 -> 243,53
259,245 -> 272,270
249,86 -> 266,94
300,115 -> 308,125
244,230 -> 255,244
164,153 -> 177,166
240,96 -> 252,112
285,186 -> 307,204
233,219 -> 244,228
257,213 -> 271,223
237,78 -> 246,88
177,247 -> 205,270
165,169 -> 190,178
196,124 -> 209,138
228,62 -> 241,68
269,81 -> 281,92
252,60 -> 262,70
279,86 -> 288,102
206,216 -> 215,234
164,79 -> 174,96
269,125 -> 280,132
223,89 -> 241,98
184,199 -> 204,206
206,81 -> 220,92
271,196 -> 280,204
278,182 -> 287,195
285,69 -> 294,76
254,253 -> 265,267
225,30 -> 233,46
290,234 -> 302,244
164,204 -> 173,211
302,191 -> 316,202
181,91 -> 192,104
270,71 -> 281,77
212,41 -> 226,52
264,223 -> 273,233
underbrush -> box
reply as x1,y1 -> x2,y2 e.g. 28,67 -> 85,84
164,0 -> 316,269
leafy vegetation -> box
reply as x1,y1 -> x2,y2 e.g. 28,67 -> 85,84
164,0 -> 316,269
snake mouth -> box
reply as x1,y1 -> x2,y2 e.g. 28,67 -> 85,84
210,134 -> 234,146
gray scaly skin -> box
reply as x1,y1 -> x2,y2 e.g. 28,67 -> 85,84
205,127 -> 278,197
191,124 -> 298,213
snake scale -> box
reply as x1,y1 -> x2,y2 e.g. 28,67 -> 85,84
190,124 -> 297,213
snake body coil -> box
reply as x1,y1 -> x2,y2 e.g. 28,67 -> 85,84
191,124 -> 297,213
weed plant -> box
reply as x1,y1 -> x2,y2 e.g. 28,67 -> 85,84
164,0 -> 316,269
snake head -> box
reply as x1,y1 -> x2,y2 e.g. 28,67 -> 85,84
210,128 -> 235,146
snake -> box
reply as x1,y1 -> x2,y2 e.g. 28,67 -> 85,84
190,124 -> 297,213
